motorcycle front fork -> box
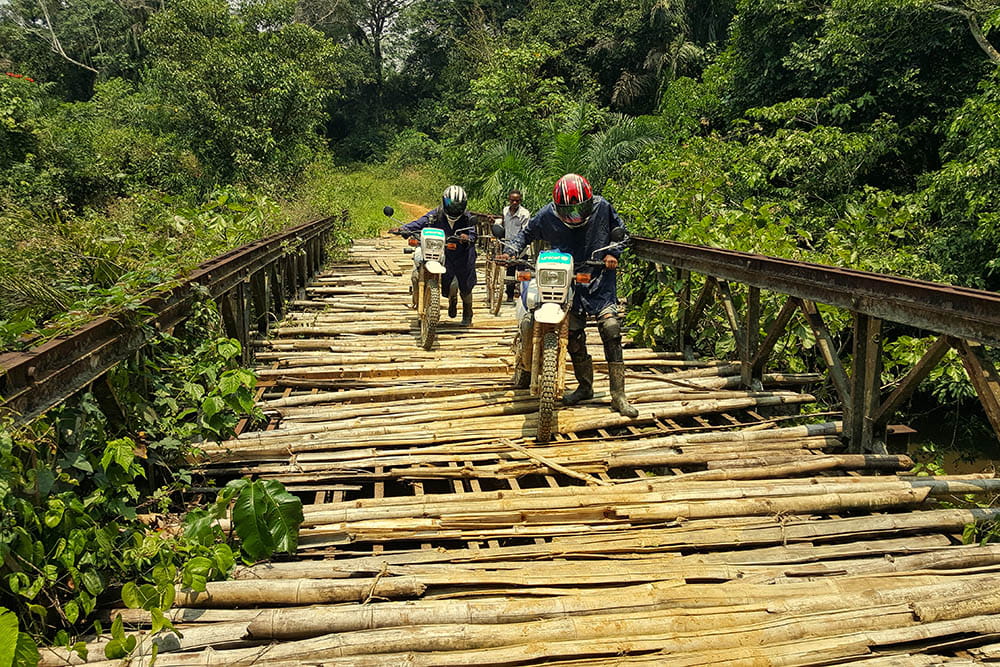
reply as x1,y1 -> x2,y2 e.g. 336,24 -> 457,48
518,317 -> 569,396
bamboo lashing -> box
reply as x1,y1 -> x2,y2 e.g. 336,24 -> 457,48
78,233 -> 1000,667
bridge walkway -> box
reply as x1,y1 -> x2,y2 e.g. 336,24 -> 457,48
107,234 -> 1000,666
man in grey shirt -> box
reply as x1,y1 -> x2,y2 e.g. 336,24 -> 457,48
502,190 -> 530,301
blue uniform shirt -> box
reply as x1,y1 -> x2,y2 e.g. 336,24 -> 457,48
507,196 -> 626,315
401,208 -> 479,293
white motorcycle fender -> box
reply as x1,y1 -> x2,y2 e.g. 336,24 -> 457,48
425,260 -> 447,274
534,302 -> 565,324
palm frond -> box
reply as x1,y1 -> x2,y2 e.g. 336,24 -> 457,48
542,130 -> 585,183
0,274 -> 73,314
612,70 -> 649,108
478,140 -> 543,210
585,116 -> 662,192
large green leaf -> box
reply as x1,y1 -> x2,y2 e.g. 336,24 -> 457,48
15,632 -> 40,667
231,480 -> 303,560
0,607 -> 18,667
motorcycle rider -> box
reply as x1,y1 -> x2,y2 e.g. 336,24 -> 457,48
392,185 -> 478,326
499,173 -> 638,418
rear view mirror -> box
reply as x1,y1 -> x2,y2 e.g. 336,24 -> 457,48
491,223 -> 505,239
610,227 -> 626,242
383,206 -> 394,217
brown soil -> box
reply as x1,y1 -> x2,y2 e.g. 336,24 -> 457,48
399,201 -> 432,219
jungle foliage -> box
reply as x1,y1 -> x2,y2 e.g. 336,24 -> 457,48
4,0 -> 1000,650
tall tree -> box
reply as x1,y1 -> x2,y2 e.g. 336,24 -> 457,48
0,0 -> 159,97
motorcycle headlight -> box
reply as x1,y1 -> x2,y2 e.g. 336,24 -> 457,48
539,269 -> 567,287
425,239 -> 444,253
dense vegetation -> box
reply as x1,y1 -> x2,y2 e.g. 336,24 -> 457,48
3,0 -> 1000,656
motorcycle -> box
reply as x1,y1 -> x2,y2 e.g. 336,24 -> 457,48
492,223 -> 627,443
384,206 -> 474,349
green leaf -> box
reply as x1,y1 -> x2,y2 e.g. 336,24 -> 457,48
201,396 -> 224,420
64,599 -> 79,624
81,571 -> 103,597
182,508 -> 217,546
104,639 -> 127,661
231,479 -> 304,560
15,632 -> 40,667
215,339 -> 241,361
0,607 -> 18,667
181,556 -> 213,592
44,499 -> 65,528
100,438 -> 136,473
211,543 -> 235,574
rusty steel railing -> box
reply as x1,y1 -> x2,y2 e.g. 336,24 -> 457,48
0,213 -> 344,423
631,237 -> 1000,454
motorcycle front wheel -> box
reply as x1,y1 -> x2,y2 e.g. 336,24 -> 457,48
420,276 -> 439,350
536,329 -> 559,443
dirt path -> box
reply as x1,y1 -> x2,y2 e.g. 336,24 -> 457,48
399,200 -> 431,219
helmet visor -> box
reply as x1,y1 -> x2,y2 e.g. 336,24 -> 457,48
556,200 -> 593,227
443,199 -> 466,217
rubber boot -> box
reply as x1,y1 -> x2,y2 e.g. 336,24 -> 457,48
514,369 -> 531,389
410,275 -> 419,310
448,292 -> 458,318
562,355 -> 594,405
461,293 -> 474,326
608,362 -> 638,417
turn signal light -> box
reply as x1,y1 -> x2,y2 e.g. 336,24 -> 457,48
517,270 -> 533,282
408,237 -> 419,247
446,242 -> 457,250
575,273 -> 592,284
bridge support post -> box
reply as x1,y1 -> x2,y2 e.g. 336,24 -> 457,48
742,286 -> 761,389
849,313 -> 884,454
250,271 -> 270,335
676,269 -> 690,356
268,263 -> 285,322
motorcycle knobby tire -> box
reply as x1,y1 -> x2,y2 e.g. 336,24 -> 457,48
420,276 -> 439,350
536,329 -> 560,443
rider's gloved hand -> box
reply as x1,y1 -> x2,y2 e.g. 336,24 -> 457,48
497,253 -> 511,262
604,255 -> 619,270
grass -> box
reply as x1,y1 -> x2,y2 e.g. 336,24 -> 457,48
0,161 -> 448,351
283,162 -> 449,247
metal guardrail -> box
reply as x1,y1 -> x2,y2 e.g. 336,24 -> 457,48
0,213 -> 344,423
631,237 -> 1000,454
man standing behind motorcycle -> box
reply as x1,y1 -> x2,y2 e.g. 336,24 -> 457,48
500,173 -> 638,418
502,189 -> 531,302
392,185 -> 478,326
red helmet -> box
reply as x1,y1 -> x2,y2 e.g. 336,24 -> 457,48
552,174 -> 593,228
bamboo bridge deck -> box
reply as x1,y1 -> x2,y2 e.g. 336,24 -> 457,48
102,235 -> 1000,665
